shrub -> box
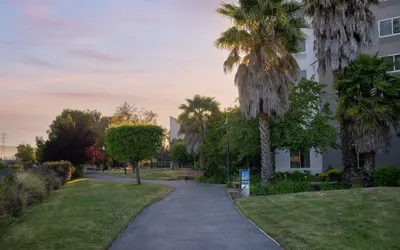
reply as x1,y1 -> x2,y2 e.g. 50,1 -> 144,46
275,171 -> 316,182
373,165 -> 400,187
251,180 -> 312,196
0,178 -> 26,217
71,166 -> 84,179
318,182 -> 346,191
16,172 -> 47,205
195,175 -> 226,184
44,161 -> 74,184
226,181 -> 235,188
29,165 -> 62,192
317,169 -> 343,182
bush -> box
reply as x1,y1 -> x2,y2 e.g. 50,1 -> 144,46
317,169 -> 343,182
44,161 -> 74,184
195,175 -> 226,184
71,166 -> 84,179
16,172 -> 47,205
318,182 -> 346,191
373,165 -> 400,187
251,180 -> 312,196
0,177 -> 26,217
275,171 -> 316,182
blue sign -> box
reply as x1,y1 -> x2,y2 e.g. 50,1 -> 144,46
241,169 -> 250,181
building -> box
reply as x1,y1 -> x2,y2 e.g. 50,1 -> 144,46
169,117 -> 184,143
278,0 -> 400,174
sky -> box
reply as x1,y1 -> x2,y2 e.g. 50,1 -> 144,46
0,0 -> 238,146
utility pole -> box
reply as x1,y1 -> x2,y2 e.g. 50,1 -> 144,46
1,133 -> 6,159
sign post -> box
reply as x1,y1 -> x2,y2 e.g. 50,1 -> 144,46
239,169 -> 250,197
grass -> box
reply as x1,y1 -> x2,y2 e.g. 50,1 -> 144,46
105,168 -> 191,180
0,179 -> 173,250
235,187 -> 400,250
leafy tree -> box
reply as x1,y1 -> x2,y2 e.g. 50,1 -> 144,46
35,136 -> 45,163
15,144 -> 36,164
304,0 -> 378,184
271,76 -> 339,154
86,145 -> 102,165
171,140 -> 189,168
111,102 -> 158,125
42,109 -> 96,165
105,124 -> 164,184
178,95 -> 220,170
335,54 -> 400,186
216,0 -> 307,183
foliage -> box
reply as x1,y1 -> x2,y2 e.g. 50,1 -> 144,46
15,172 -> 47,206
111,102 -> 158,125
271,77 -> 339,153
42,109 -> 97,165
317,169 -> 343,182
275,171 -> 317,182
86,145 -> 102,165
373,165 -> 400,187
251,180 -> 312,196
171,141 -> 189,165
178,95 -> 220,155
105,124 -> 164,162
0,180 -> 26,217
35,137 -> 45,163
0,161 -> 7,168
44,161 -> 74,184
15,144 -> 36,164
194,175 -> 226,184
318,182 -> 346,191
304,0 -> 377,72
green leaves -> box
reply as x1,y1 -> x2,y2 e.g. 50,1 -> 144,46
104,124 -> 164,162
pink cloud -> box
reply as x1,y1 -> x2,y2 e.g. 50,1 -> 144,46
90,69 -> 145,75
68,49 -> 130,63
19,56 -> 54,68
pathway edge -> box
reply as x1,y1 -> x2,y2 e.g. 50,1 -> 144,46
227,190 -> 281,248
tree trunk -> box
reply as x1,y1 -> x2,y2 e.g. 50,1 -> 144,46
360,151 -> 375,187
135,160 -> 141,185
124,160 -> 127,176
259,111 -> 274,184
199,152 -> 205,171
340,127 -> 359,186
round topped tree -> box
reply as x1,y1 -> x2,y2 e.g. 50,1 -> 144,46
104,123 -> 164,184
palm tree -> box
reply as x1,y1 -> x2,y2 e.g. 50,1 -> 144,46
304,0 -> 378,184
335,54 -> 400,186
178,95 -> 220,170
215,0 -> 307,183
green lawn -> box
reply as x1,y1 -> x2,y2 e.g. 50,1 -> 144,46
0,179 -> 173,250
105,168 -> 191,180
235,187 -> 400,250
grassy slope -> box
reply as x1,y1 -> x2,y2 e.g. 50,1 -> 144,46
0,179 -> 173,250
105,168 -> 191,180
235,187 -> 400,250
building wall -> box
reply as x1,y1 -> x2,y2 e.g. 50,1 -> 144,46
321,0 -> 400,170
169,117 -> 184,142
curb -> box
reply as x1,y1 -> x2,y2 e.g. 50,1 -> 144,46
226,190 -> 281,248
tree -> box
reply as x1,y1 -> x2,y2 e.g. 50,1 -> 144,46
86,145 -> 102,165
178,95 -> 220,170
104,124 -> 164,184
15,144 -> 36,164
35,136 -> 45,163
271,76 -> 339,154
335,54 -> 400,186
304,0 -> 378,184
42,109 -> 96,165
111,102 -> 158,125
171,140 -> 189,168
216,0 -> 307,183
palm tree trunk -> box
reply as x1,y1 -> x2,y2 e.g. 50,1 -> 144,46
259,111 -> 274,184
341,127 -> 359,186
360,151 -> 375,187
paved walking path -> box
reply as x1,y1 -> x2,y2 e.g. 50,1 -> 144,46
87,174 -> 281,250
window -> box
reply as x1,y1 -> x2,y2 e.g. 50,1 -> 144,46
383,54 -> 400,72
379,17 -> 400,37
298,40 -> 306,53
290,151 -> 310,169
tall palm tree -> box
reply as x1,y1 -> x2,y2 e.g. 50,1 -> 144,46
215,0 -> 307,183
304,0 -> 378,184
335,54 -> 400,186
178,95 -> 220,170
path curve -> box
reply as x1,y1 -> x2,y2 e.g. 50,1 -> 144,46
87,173 -> 281,250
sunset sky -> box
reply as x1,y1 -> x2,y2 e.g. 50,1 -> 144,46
0,0 -> 238,146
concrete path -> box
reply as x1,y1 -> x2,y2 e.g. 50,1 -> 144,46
87,174 -> 281,250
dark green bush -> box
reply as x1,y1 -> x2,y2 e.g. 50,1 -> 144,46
373,165 -> 400,187
251,180 -> 312,196
44,161 -> 74,184
0,178 -> 26,217
16,172 -> 47,206
275,171 -> 316,182
71,166 -> 84,179
318,182 -> 346,191
317,169 -> 343,182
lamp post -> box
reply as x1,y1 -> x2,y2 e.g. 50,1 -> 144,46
225,117 -> 231,182
102,146 -> 105,174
